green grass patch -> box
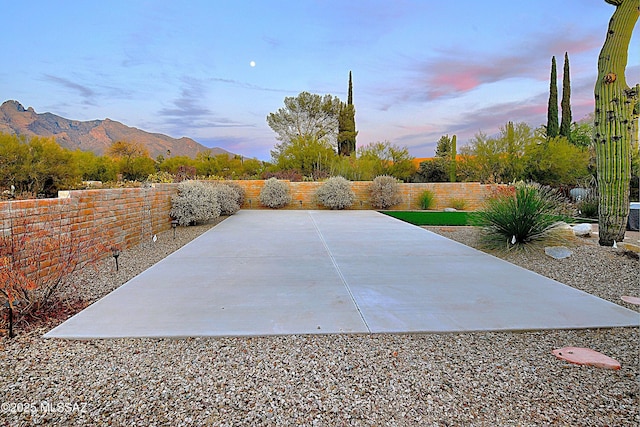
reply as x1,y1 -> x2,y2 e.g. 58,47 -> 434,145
382,210 -> 472,226
381,211 -> 596,227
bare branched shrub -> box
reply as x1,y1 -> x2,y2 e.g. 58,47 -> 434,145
369,175 -> 402,209
1,220 -> 106,334
170,180 -> 221,225
315,176 -> 355,210
261,170 -> 303,182
259,178 -> 291,208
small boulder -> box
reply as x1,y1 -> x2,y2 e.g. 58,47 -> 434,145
569,187 -> 588,201
443,207 -> 457,212
544,246 -> 573,259
572,223 -> 592,237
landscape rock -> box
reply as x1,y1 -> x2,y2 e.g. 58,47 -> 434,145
620,295 -> 640,305
572,223 -> 592,237
552,347 -> 621,370
544,246 -> 573,259
569,187 -> 589,201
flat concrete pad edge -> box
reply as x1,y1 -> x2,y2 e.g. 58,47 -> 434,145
45,210 -> 639,339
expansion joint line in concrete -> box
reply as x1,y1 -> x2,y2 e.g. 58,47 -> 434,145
308,212 -> 371,333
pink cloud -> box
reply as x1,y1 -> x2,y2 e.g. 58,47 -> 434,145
430,71 -> 482,92
541,31 -> 602,57
383,30 -> 603,107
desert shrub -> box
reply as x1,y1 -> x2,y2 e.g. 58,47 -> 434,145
473,181 -> 568,250
213,183 -> 242,215
418,190 -> 435,210
170,180 -> 221,225
577,197 -> 598,219
576,188 -> 598,218
261,170 -> 303,182
315,176 -> 355,210
413,158 -> 450,183
259,178 -> 291,208
147,171 -> 174,183
224,182 -> 246,206
370,175 -> 402,209
448,198 -> 467,210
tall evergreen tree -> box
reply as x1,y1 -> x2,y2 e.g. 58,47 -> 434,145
435,135 -> 452,157
337,71 -> 357,156
547,56 -> 559,138
348,70 -> 353,105
560,52 -> 572,140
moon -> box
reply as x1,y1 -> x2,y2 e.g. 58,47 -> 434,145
250,61 -> 256,67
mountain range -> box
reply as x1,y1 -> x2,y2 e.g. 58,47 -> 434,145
0,100 -> 232,158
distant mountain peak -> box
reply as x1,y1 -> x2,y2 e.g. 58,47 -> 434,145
0,100 -> 233,158
2,100 -> 27,112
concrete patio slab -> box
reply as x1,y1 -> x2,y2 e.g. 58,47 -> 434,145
45,210 -> 639,339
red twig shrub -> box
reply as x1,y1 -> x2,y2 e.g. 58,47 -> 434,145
0,220 -> 107,332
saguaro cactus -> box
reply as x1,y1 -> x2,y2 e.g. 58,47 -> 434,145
594,0 -> 639,246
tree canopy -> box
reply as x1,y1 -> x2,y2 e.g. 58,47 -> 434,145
455,121 -> 590,186
267,91 -> 342,162
0,133 -> 80,197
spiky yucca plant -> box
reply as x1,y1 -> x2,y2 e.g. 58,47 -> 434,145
474,182 -> 569,250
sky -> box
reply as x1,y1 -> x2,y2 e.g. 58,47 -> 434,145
2,1 -> 639,161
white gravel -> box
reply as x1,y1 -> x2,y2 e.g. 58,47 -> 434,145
1,220 -> 638,426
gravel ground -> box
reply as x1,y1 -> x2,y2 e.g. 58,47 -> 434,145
1,219 -> 638,426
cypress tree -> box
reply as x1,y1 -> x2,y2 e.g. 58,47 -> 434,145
348,71 -> 353,105
547,56 -> 559,138
338,71 -> 357,156
560,52 -> 572,140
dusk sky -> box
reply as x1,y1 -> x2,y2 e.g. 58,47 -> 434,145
3,1 -> 638,160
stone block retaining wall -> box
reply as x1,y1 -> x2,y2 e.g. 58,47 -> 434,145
0,185 -> 175,269
0,181 -> 502,269
234,180 -> 502,211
